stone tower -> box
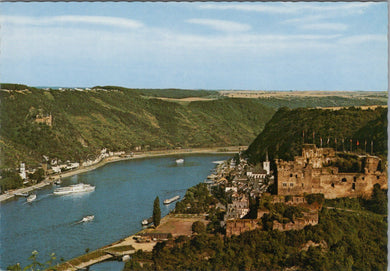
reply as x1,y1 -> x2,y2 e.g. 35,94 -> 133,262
364,156 -> 380,174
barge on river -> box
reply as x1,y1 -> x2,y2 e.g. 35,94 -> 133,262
163,195 -> 180,205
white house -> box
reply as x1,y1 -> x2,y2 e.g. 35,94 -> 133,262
19,163 -> 26,180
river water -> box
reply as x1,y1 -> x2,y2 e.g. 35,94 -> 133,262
0,154 -> 230,270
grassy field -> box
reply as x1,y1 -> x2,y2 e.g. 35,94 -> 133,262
145,214 -> 208,237
219,90 -> 387,99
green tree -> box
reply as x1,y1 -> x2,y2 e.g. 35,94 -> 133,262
0,170 -> 23,192
7,250 -> 56,271
192,221 -> 206,234
153,196 -> 161,227
31,168 -> 45,183
305,193 -> 325,205
368,184 -> 387,214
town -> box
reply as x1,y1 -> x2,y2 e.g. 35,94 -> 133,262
204,144 -> 387,237
46,141 -> 387,270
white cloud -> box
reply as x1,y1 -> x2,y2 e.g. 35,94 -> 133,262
338,35 -> 387,45
198,3 -> 295,14
1,15 -> 144,29
198,3 -> 375,15
283,15 -> 327,24
0,15 -> 385,70
186,18 -> 251,32
301,23 -> 348,31
0,22 -> 344,62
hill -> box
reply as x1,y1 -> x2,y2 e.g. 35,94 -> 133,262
1,85 -> 387,170
125,194 -> 387,270
0,87 -> 274,168
245,107 -> 387,164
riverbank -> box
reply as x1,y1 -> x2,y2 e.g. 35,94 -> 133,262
55,213 -> 207,271
0,146 -> 243,203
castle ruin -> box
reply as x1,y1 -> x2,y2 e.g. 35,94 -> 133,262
35,113 -> 52,126
276,144 -> 387,199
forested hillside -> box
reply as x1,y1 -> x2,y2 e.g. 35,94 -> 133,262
1,85 -> 387,169
255,95 -> 387,109
0,87 -> 274,168
245,107 -> 387,163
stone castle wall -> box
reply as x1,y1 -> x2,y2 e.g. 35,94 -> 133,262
226,219 -> 260,237
35,114 -> 52,126
276,145 -> 387,199
272,211 -> 318,231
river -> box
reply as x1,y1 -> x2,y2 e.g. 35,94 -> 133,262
0,153 -> 231,270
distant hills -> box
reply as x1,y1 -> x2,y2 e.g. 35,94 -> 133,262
245,106 -> 387,164
0,84 -> 387,168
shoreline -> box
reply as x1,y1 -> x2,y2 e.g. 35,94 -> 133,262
0,146 -> 243,203
55,214 -> 183,271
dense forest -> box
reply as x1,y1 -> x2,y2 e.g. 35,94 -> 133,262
245,106 -> 387,164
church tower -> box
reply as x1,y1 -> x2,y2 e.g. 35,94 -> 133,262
263,150 -> 270,175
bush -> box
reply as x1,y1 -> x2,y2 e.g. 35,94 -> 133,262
192,221 -> 206,234
305,194 -> 324,205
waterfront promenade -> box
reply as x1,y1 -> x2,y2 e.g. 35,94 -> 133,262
0,146 -> 244,203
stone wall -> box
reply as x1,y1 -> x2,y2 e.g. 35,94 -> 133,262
276,145 -> 387,199
35,114 -> 52,126
272,211 -> 318,231
226,219 -> 260,237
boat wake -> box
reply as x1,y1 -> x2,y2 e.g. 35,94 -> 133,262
74,215 -> 95,224
22,193 -> 53,205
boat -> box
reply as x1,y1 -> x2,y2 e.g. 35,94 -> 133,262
212,160 -> 225,165
26,194 -> 37,202
53,183 -> 95,195
176,159 -> 184,164
207,174 -> 217,179
81,215 -> 94,222
54,179 -> 62,185
163,195 -> 180,205
141,217 -> 153,226
15,192 -> 29,197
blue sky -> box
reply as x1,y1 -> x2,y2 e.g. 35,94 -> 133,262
0,2 -> 387,90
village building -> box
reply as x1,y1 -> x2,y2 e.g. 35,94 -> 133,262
224,195 -> 250,221
247,152 -> 271,179
19,163 -> 26,180
276,144 -> 387,199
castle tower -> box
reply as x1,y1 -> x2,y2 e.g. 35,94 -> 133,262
263,150 -> 270,175
364,156 -> 380,174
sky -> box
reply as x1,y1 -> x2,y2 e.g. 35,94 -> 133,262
0,2 -> 388,91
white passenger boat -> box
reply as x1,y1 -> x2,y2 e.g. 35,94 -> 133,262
26,194 -> 37,203
176,159 -> 184,164
53,183 -> 95,195
81,215 -> 94,222
163,195 -> 180,205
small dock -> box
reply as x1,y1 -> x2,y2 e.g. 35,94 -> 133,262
55,228 -> 160,271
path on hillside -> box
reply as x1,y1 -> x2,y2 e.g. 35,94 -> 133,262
325,206 -> 386,217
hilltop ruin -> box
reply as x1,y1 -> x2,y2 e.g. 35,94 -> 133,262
276,144 -> 387,199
